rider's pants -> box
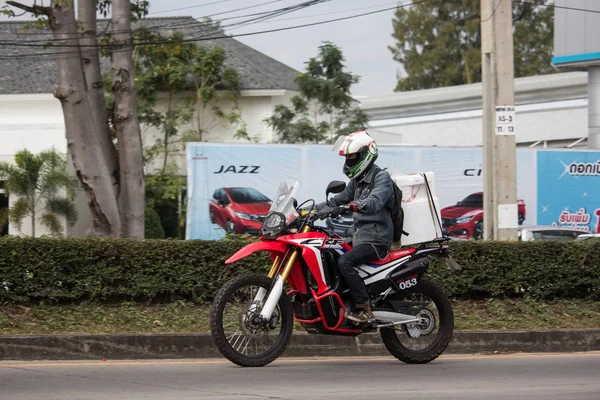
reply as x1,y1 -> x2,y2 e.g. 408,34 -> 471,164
337,244 -> 389,309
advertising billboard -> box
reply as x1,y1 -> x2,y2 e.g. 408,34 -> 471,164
185,144 -> 543,241
537,150 -> 600,233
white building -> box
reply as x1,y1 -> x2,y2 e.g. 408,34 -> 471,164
362,72 -> 590,149
0,17 -> 300,237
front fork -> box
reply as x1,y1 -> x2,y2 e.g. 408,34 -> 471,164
254,226 -> 310,320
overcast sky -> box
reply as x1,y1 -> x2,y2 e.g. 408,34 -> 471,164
0,0 -> 404,97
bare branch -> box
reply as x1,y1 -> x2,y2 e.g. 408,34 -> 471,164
6,1 -> 49,15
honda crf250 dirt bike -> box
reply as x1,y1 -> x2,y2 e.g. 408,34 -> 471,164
210,178 -> 456,367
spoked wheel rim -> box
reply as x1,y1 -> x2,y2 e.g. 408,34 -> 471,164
389,292 -> 443,352
220,284 -> 283,357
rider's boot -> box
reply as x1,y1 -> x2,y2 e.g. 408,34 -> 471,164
345,305 -> 375,324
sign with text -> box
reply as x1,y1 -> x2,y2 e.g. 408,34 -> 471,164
495,106 -> 515,135
537,151 -> 600,233
185,144 -> 546,241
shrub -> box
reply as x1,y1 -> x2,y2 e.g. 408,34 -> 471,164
429,241 -> 600,300
0,237 -> 267,304
144,207 -> 165,239
0,238 -> 598,305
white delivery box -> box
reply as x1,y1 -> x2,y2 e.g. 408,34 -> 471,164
391,171 -> 444,247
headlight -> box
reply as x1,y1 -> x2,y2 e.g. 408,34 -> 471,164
455,216 -> 474,224
261,212 -> 286,238
235,212 -> 253,220
235,212 -> 265,222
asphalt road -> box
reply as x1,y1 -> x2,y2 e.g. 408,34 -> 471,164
1,353 -> 599,400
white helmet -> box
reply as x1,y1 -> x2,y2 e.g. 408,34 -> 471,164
333,130 -> 378,179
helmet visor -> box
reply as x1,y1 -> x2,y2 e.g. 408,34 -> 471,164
332,135 -> 351,155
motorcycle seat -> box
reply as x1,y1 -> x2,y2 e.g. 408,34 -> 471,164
369,248 -> 417,265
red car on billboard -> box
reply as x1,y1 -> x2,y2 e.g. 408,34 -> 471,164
441,192 -> 526,240
209,187 -> 272,235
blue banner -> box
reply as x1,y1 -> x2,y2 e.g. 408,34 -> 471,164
537,150 -> 600,233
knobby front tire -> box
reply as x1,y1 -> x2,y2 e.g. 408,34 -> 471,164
210,273 -> 294,367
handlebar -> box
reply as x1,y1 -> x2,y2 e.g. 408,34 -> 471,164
301,205 -> 352,222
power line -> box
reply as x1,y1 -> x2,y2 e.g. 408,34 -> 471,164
513,0 -> 600,14
0,1 -> 417,64
0,1 -> 420,49
0,0 -> 331,57
227,0 -> 404,26
147,0 -> 238,15
0,0 -> 311,40
0,0 -> 310,41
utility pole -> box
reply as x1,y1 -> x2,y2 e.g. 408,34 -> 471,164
481,0 -> 518,240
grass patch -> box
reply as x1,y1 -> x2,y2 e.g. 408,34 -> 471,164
453,298 -> 600,330
1,299 -> 599,335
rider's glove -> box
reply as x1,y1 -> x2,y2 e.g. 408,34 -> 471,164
331,203 -> 356,218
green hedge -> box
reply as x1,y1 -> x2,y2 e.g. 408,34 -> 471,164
144,207 -> 165,239
0,238 -> 598,305
431,241 -> 600,300
0,238 -> 268,304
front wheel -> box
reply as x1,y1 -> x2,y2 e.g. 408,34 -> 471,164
380,280 -> 454,364
210,273 -> 293,367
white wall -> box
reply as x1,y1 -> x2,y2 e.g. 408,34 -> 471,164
0,94 -> 69,237
1,90 -> 298,237
0,94 -> 67,154
368,100 -> 588,147
7,194 -> 69,238
143,90 -> 296,174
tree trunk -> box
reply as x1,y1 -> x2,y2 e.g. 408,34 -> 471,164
163,91 -> 173,172
78,0 -> 120,195
110,0 -> 145,238
31,197 -> 35,238
195,89 -> 204,142
50,1 -> 123,237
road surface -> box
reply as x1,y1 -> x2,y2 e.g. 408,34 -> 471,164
1,353 -> 599,399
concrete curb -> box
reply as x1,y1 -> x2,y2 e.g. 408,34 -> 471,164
1,329 -> 600,360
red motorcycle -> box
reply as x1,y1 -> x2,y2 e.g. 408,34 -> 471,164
210,178 -> 456,367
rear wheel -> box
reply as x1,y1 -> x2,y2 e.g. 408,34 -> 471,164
380,280 -> 454,364
210,273 -> 293,367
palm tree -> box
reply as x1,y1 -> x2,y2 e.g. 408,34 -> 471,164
0,149 -> 78,237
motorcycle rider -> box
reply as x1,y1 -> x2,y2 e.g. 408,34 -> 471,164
316,130 -> 394,323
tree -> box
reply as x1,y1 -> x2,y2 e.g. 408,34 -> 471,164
3,0 -> 149,238
265,41 -> 369,144
131,27 -> 245,167
144,206 -> 165,239
128,27 -> 244,238
110,0 -> 145,238
389,0 -> 556,91
0,149 -> 77,237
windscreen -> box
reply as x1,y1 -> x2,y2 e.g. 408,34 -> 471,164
268,178 -> 301,223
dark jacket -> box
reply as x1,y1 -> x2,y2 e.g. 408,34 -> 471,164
318,163 -> 394,248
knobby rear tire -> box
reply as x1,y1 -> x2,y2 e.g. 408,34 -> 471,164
380,280 -> 454,364
210,273 -> 294,367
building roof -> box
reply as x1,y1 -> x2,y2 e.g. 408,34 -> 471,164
360,72 -> 589,120
0,16 -> 300,94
